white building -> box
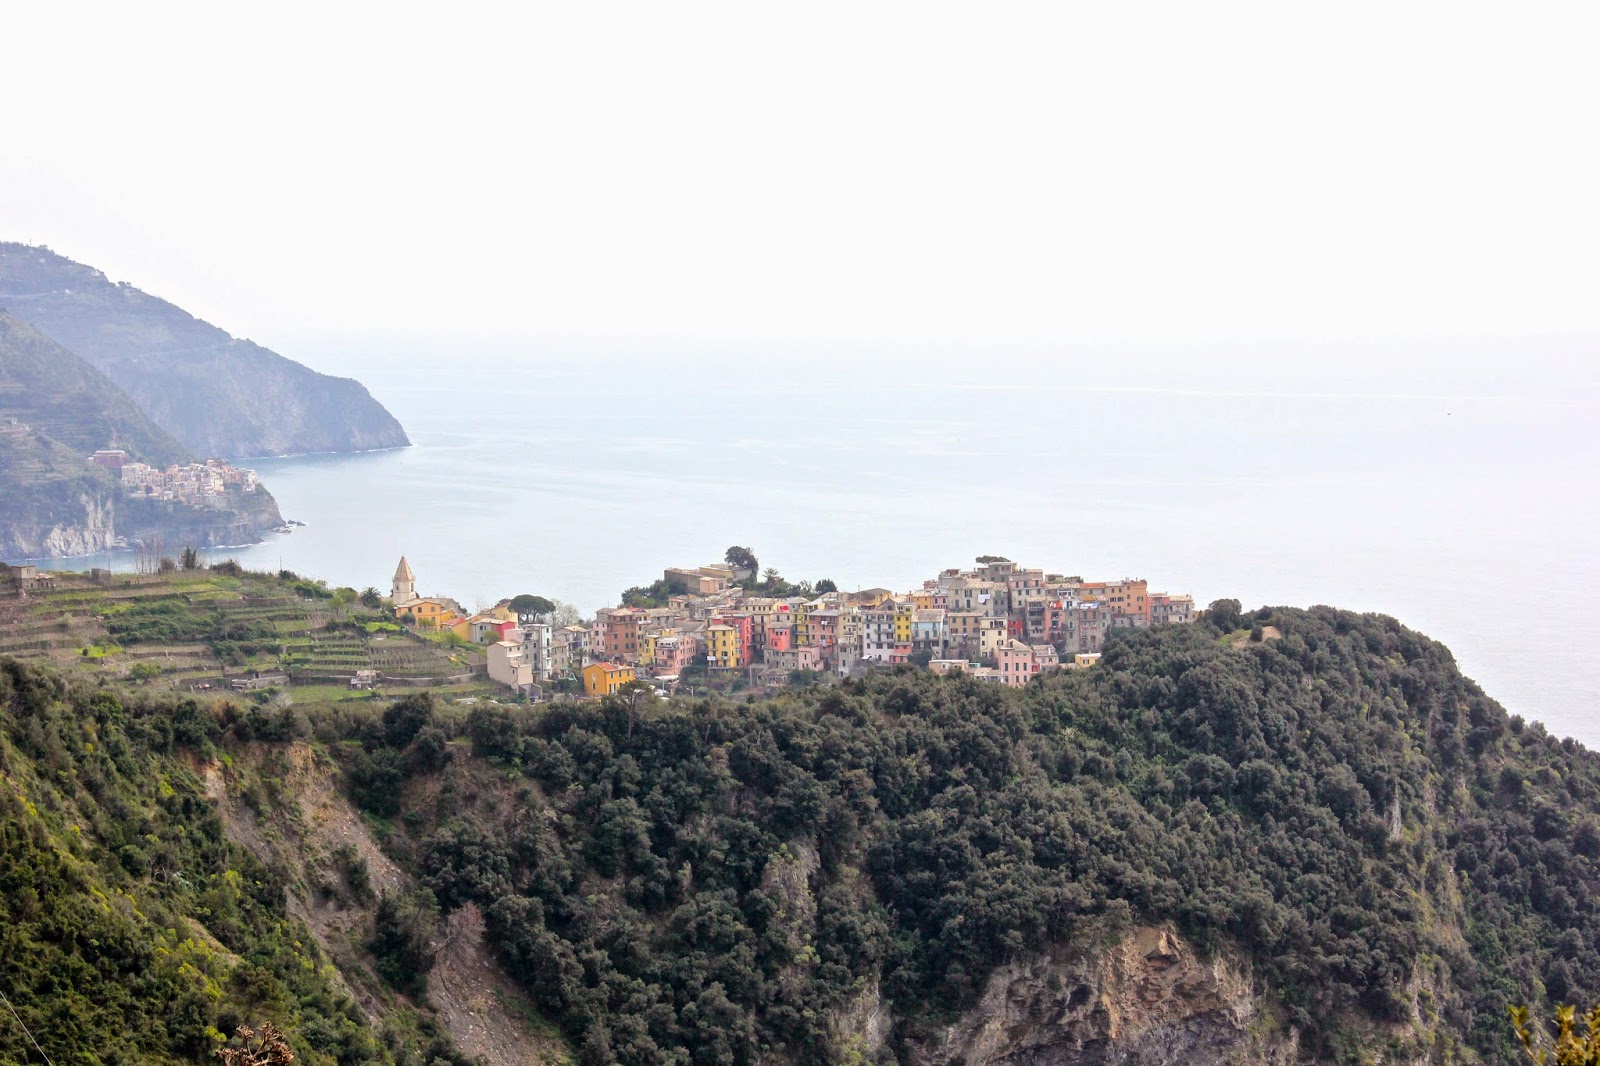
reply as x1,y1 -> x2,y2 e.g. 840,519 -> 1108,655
488,641 -> 535,693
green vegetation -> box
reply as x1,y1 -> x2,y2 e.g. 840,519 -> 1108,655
4,597 -> 1600,1064
1510,1004 -> 1600,1064
621,577 -> 688,608
510,594 -> 557,621
0,567 -> 488,696
314,605 -> 1600,1064
0,659 -> 469,1064
724,546 -> 758,575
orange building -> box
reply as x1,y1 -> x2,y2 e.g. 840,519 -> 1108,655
601,609 -> 643,662
583,662 -> 637,697
396,597 -> 454,627
1075,579 -> 1149,621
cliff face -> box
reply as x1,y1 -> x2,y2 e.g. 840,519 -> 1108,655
0,477 -> 285,558
900,928 -> 1297,1066
0,243 -> 409,458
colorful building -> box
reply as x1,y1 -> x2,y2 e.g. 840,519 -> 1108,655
583,662 -> 637,697
599,608 -> 643,662
893,601 -> 914,644
706,625 -> 741,669
994,639 -> 1038,687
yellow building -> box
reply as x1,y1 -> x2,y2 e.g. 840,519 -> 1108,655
910,589 -> 939,610
583,662 -> 637,697
396,597 -> 452,627
792,602 -> 813,646
706,625 -> 740,669
894,601 -> 915,644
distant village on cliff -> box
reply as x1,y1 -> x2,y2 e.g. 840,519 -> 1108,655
387,552 -> 1197,700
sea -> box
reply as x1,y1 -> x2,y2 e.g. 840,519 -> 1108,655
24,337 -> 1600,746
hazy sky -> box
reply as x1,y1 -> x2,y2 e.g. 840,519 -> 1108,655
4,2 -> 1598,349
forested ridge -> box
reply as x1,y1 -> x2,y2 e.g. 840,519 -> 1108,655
4,604 -> 1600,1064
0,660 -> 473,1065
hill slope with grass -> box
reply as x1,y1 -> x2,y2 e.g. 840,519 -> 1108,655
0,313 -> 284,557
2,598 -> 1597,1064
0,243 -> 409,458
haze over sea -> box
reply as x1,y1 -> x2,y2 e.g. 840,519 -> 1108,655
49,339 -> 1600,746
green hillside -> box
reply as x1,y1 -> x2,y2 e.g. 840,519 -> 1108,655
2,599 -> 1596,1064
0,658 -> 478,1066
0,312 -> 190,467
0,566 -> 487,694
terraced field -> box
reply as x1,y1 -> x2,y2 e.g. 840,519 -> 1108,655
0,568 -> 490,702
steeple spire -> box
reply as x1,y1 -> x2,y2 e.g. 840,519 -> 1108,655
391,556 -> 417,605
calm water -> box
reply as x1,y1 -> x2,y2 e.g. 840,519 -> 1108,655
26,340 -> 1600,745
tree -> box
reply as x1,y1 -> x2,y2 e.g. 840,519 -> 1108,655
815,578 -> 838,594
370,889 -> 440,996
382,692 -> 436,748
762,567 -> 781,587
725,546 -> 759,575
180,546 -> 200,570
359,587 -> 383,609
610,678 -> 656,738
1206,598 -> 1244,632
975,555 -> 1010,564
509,594 -> 556,621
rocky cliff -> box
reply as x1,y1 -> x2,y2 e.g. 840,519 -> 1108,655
0,243 -> 409,458
0,468 -> 285,558
900,927 -> 1297,1066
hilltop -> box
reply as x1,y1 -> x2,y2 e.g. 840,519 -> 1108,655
2,580 -> 1597,1064
0,243 -> 409,458
0,313 -> 284,556
0,564 -> 488,696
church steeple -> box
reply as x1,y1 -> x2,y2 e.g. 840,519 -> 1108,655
392,556 -> 417,605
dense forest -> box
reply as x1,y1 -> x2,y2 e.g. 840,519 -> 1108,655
4,603 -> 1600,1063
0,660 -> 471,1065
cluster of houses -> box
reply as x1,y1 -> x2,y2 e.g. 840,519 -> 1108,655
389,554 -> 1196,699
90,449 -> 260,506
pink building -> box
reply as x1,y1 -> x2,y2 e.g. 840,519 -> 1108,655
766,624 -> 794,653
653,634 -> 700,675
713,613 -> 756,666
808,610 -> 840,656
994,639 -> 1038,687
769,645 -> 822,673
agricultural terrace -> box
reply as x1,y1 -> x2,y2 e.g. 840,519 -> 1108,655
0,565 -> 491,704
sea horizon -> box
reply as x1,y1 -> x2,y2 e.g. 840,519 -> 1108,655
15,337 -> 1600,746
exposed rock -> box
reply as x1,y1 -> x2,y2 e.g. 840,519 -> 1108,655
202,743 -> 568,1066
905,926 -> 1297,1066
830,977 -> 894,1061
761,840 -> 821,955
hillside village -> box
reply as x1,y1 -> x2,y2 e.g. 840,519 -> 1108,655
389,553 -> 1197,699
89,448 -> 261,507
